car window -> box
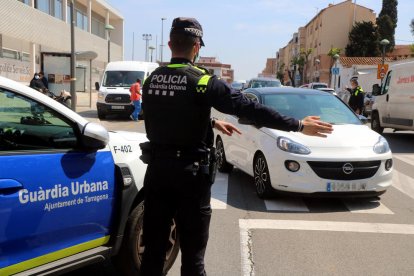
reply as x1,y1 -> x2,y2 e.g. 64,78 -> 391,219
312,84 -> 328,89
382,70 -> 392,95
263,93 -> 361,125
0,88 -> 78,152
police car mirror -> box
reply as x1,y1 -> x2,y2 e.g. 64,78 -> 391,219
81,122 -> 109,149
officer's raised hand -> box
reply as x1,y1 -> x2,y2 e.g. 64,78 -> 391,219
300,116 -> 333,138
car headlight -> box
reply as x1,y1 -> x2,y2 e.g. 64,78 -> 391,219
98,92 -> 105,98
373,136 -> 390,154
277,136 -> 311,155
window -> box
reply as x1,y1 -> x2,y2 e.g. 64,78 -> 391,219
36,0 -> 50,14
76,9 -> 88,31
0,88 -> 78,152
2,48 -> 19,60
22,52 -> 30,62
18,0 -> 30,5
92,18 -> 105,38
382,71 -> 392,95
54,0 -> 62,19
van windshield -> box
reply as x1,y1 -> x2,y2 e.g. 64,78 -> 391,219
103,71 -> 145,87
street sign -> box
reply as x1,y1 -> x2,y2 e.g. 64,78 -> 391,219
377,64 -> 389,79
331,67 -> 340,75
295,73 -> 301,81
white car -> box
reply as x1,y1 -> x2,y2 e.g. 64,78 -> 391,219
213,87 -> 393,199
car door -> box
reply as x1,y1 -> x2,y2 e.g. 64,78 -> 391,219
0,88 -> 115,275
226,92 -> 260,171
379,70 -> 393,127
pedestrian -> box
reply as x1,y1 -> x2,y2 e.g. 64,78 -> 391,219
140,17 -> 333,276
346,78 -> 364,115
29,73 -> 46,92
38,71 -> 49,89
129,78 -> 141,121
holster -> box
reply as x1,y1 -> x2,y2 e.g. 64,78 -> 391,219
139,142 -> 153,164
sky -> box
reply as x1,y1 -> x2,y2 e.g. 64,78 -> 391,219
105,0 -> 414,81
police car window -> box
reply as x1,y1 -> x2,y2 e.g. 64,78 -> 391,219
0,88 -> 78,152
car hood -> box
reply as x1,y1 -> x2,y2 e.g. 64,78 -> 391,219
264,124 -> 382,148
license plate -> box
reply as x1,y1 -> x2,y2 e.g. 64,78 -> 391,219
111,105 -> 125,110
327,182 -> 367,192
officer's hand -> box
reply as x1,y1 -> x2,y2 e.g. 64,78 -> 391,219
214,120 -> 242,136
301,116 -> 333,138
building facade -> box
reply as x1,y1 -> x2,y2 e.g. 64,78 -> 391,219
196,57 -> 234,84
276,0 -> 376,86
0,0 -> 123,99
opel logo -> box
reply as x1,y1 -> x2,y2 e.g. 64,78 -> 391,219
342,163 -> 354,174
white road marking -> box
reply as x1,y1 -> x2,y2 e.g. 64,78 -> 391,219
392,170 -> 414,200
211,172 -> 228,209
342,199 -> 394,214
394,154 -> 414,167
239,219 -> 414,276
264,198 -> 309,212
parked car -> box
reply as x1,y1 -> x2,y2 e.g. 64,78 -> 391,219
300,82 -> 328,90
231,81 -> 246,92
0,76 -> 178,275
317,87 -> 338,96
213,87 -> 393,199
244,77 -> 281,89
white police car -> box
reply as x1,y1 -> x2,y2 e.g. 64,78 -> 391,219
0,76 -> 178,275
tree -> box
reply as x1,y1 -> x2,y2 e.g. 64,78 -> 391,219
377,0 -> 398,51
276,63 -> 285,85
345,21 -> 380,57
300,48 -> 313,83
411,18 -> 414,36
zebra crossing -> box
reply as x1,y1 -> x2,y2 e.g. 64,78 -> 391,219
211,154 -> 414,214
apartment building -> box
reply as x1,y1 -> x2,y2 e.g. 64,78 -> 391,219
0,0 -> 123,95
196,57 -> 234,84
260,58 -> 277,78
276,0 -> 376,85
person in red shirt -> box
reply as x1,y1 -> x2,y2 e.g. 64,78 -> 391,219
129,78 -> 142,121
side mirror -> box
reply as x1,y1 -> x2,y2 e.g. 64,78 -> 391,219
95,82 -> 100,91
372,84 -> 381,96
358,114 -> 368,124
81,122 -> 109,149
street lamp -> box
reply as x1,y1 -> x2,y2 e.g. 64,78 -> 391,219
105,24 -> 115,63
142,34 -> 152,61
148,46 -> 155,62
161,18 -> 166,63
333,54 -> 339,91
380,39 -> 390,82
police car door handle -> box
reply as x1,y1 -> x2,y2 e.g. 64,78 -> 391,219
0,179 -> 23,195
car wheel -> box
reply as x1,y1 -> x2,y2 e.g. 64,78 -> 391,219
216,137 -> 233,173
115,201 -> 179,276
253,153 -> 274,198
371,112 -> 383,134
97,109 -> 106,120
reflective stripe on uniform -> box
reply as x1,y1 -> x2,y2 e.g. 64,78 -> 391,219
196,75 -> 211,93
0,236 -> 110,275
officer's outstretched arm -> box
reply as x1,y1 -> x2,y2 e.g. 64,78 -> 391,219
300,116 -> 333,138
214,119 -> 242,136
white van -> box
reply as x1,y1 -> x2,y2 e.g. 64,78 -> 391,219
96,61 -> 159,119
371,60 -> 414,133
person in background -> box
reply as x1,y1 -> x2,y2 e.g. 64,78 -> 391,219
29,73 -> 46,92
346,79 -> 364,115
38,71 -> 49,89
129,78 -> 141,121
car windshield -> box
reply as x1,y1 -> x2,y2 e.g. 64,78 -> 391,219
262,93 -> 362,125
312,84 -> 328,89
231,82 -> 244,90
251,79 -> 281,88
103,71 -> 145,87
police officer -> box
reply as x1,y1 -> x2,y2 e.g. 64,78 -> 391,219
346,78 -> 365,114
140,17 -> 333,276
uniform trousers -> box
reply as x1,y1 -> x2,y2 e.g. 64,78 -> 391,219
140,154 -> 212,276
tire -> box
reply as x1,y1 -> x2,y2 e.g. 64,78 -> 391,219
97,109 -> 106,120
216,137 -> 233,173
115,201 -> 179,276
253,153 -> 274,199
371,112 -> 383,134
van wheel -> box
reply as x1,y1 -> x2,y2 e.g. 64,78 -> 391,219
114,201 -> 179,276
371,112 -> 383,134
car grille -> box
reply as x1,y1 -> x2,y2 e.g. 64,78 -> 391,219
105,94 -> 131,103
307,161 -> 381,180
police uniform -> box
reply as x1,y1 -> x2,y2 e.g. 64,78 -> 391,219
347,85 -> 364,113
140,17 -> 301,276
